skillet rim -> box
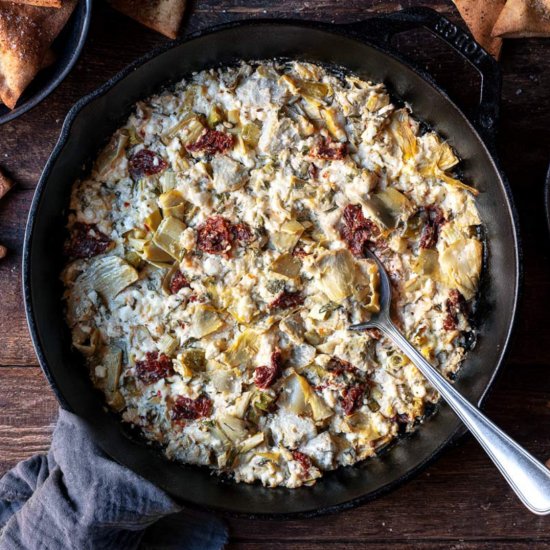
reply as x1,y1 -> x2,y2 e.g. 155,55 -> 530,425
23,15 -> 522,519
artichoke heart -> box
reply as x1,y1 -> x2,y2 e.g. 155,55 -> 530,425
79,256 -> 138,304
73,328 -> 100,357
157,333 -> 178,356
413,248 -> 439,278
279,372 -> 332,421
353,260 -> 380,312
191,305 -> 223,338
375,188 -> 414,225
280,75 -> 332,101
232,391 -> 252,419
159,190 -> 188,220
271,219 -> 304,253
209,364 -> 239,394
270,253 -> 301,279
360,195 -> 395,230
177,349 -> 206,374
366,92 -> 390,112
102,345 -> 122,394
225,329 -> 259,368
126,228 -> 148,253
419,134 -> 478,196
315,249 -> 379,310
239,432 -> 265,453
163,114 -> 205,144
315,248 -> 356,303
241,122 -> 261,146
439,238 -> 482,300
279,74 -> 300,94
436,140 -> 459,171
346,413 -> 381,441
321,106 -> 346,142
141,241 -> 175,269
300,80 -> 332,100
144,208 -> 162,232
153,216 -> 186,260
208,105 -> 225,128
95,132 -> 128,177
390,109 -> 417,163
218,414 -> 248,443
211,155 -> 246,193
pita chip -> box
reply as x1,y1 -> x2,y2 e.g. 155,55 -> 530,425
107,0 -> 186,40
0,167 -> 13,200
9,0 -> 62,7
492,0 -> 550,37
0,0 -> 77,109
453,0 -> 507,58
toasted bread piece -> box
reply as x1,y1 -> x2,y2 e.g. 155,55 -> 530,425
0,167 -> 13,200
107,0 -> 186,39
492,0 -> 550,37
9,0 -> 62,7
0,245 -> 7,260
453,0 -> 507,58
0,0 -> 77,109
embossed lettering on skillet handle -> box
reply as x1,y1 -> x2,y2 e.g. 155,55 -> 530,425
341,6 -> 501,146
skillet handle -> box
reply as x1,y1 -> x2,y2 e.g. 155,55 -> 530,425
342,6 -> 500,148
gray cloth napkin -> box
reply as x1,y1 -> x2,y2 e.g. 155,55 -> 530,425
0,409 -> 228,550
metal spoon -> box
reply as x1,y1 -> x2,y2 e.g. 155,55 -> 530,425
349,250 -> 550,515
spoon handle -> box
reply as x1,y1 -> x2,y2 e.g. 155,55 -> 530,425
380,319 -> 550,515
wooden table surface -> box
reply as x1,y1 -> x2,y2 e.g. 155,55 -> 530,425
1,0 -> 550,547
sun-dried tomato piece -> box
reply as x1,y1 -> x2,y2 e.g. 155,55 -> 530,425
308,163 -> 319,180
170,270 -> 190,295
196,216 -> 234,256
254,350 -> 283,389
64,222 -> 112,259
231,222 -> 254,243
292,450 -> 312,472
447,288 -> 465,308
135,351 -> 174,385
442,314 -> 456,331
187,129 -> 234,155
443,289 -> 466,331
328,356 -> 358,376
340,204 -> 380,257
311,138 -> 347,160
292,247 -> 308,258
268,291 -> 305,311
342,384 -> 366,415
393,412 -> 410,426
128,149 -> 168,179
171,395 -> 212,421
366,328 -> 382,340
419,206 -> 446,249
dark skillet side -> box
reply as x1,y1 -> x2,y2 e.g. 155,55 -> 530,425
23,8 -> 520,518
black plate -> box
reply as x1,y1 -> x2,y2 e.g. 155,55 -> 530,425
23,8 -> 521,517
0,0 -> 92,125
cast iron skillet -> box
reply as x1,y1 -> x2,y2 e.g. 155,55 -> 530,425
0,0 -> 92,125
23,7 -> 520,517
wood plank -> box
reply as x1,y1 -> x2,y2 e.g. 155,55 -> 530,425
0,367 -> 57,474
